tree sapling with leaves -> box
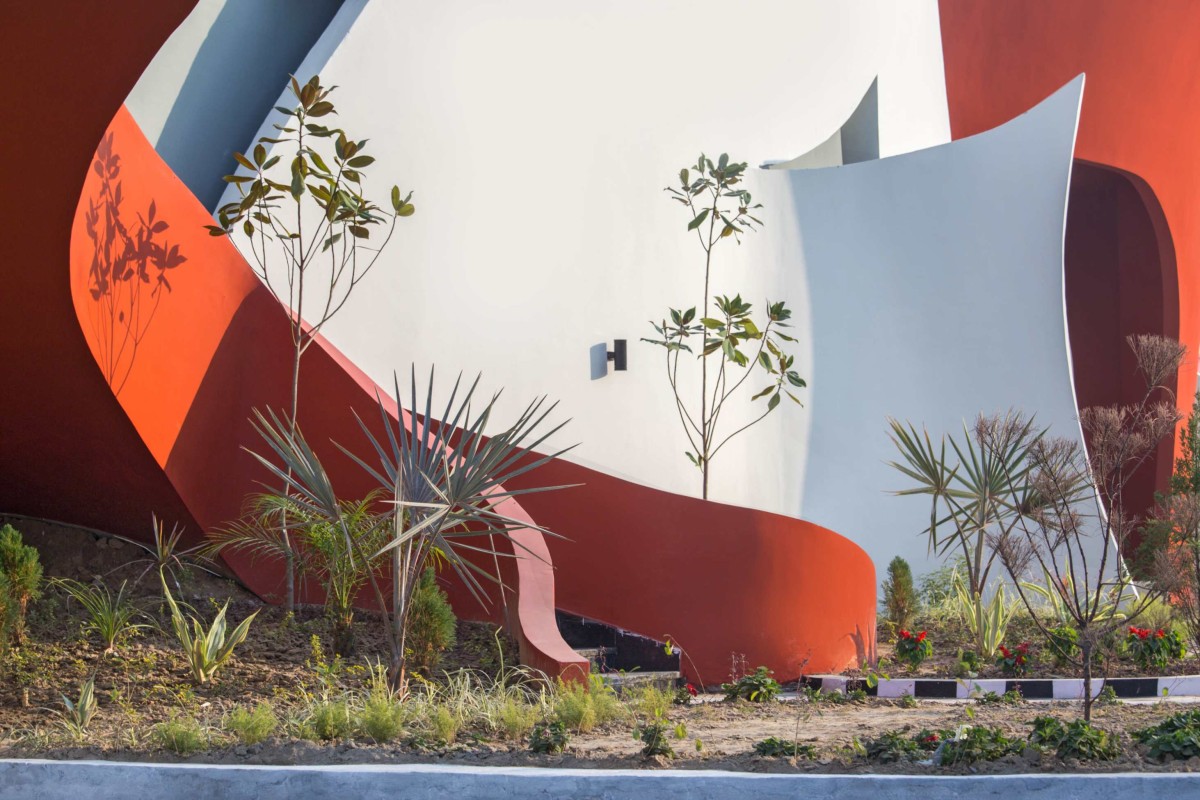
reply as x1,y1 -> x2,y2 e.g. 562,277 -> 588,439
643,154 -> 805,499
209,75 -> 416,611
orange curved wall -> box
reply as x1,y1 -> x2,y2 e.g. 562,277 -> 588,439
9,0 -> 875,684
940,1 -> 1200,520
0,2 -> 203,538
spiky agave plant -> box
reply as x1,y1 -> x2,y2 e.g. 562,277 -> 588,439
246,368 -> 575,690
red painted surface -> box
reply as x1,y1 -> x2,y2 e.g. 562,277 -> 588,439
940,1 -> 1200,520
512,460 -> 877,681
0,2 -> 202,539
69,107 -> 586,680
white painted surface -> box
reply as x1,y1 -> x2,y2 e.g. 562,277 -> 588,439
165,2 -> 1087,581
217,1 -> 953,519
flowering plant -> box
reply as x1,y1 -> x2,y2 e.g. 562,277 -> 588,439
895,629 -> 932,670
995,643 -> 1031,677
674,683 -> 698,706
1126,626 -> 1185,672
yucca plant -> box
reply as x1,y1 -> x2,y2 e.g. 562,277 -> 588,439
161,576 -> 258,684
245,367 -> 574,690
55,578 -> 147,655
887,412 -> 1047,657
58,676 -> 97,740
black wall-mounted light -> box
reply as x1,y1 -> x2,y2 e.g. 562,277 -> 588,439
607,339 -> 627,371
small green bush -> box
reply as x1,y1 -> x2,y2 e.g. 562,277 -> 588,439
882,556 -> 918,631
428,703 -> 460,744
939,726 -> 1024,765
225,702 -> 278,745
154,715 -> 208,754
753,737 -> 816,758
1133,708 -> 1200,760
530,721 -> 570,754
554,675 -> 622,732
722,666 -> 780,702
358,694 -> 406,743
303,700 -> 353,741
1047,626 -> 1080,667
1126,626 -> 1186,672
632,685 -> 674,719
864,730 -> 923,762
633,714 -> 675,758
56,579 -> 146,654
0,525 -> 42,645
496,695 -> 539,740
1029,716 -> 1117,760
975,689 -> 1022,706
406,567 -> 457,677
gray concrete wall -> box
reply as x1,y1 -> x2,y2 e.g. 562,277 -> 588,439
4,760 -> 1200,800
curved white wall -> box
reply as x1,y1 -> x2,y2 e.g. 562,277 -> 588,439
137,2 -> 1091,577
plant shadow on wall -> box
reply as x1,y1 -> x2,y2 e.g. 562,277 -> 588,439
83,131 -> 188,395
643,154 -> 805,499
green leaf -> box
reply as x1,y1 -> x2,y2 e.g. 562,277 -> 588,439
758,352 -> 771,370
233,152 -> 255,172
397,202 -> 415,217
348,225 -> 370,239
347,155 -> 374,168
687,208 -> 709,231
751,386 -> 774,400
767,393 -> 781,411
253,143 -> 266,166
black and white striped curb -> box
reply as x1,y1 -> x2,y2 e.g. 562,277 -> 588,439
801,673 -> 1200,700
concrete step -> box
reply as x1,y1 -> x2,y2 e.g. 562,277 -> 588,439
575,646 -> 616,663
600,670 -> 682,693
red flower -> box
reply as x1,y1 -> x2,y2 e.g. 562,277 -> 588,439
999,645 -> 1011,658
1130,626 -> 1140,635
917,631 -> 927,643
686,683 -> 698,696
899,630 -> 911,639
922,733 -> 939,743
1156,629 -> 1166,638
1017,643 -> 1030,654
1139,629 -> 1150,640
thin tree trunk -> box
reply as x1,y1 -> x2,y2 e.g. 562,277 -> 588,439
1082,639 -> 1094,722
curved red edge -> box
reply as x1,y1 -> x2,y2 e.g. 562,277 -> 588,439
69,106 -> 588,681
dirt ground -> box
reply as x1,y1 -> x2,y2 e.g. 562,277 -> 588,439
3,514 -> 1200,774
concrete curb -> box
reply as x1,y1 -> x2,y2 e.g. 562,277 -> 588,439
804,674 -> 1200,700
5,759 -> 1200,800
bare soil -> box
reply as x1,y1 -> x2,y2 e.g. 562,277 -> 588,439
3,515 -> 1200,774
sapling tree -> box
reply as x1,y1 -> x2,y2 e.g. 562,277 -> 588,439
986,335 -> 1185,721
209,75 -> 415,610
643,154 -> 805,499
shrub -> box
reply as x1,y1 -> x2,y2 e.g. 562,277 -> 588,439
554,675 -> 622,732
428,703 -> 460,744
55,579 -> 146,654
882,556 -> 918,631
530,721 -> 570,754
1126,626 -> 1186,672
0,525 -> 42,644
406,567 -> 457,677
976,689 -> 1022,706
721,666 -> 780,702
633,713 -> 674,758
673,684 -> 698,706
357,694 -> 405,743
1047,625 -> 1080,667
226,702 -> 278,745
954,649 -> 981,678
914,729 -> 952,751
1133,708 -> 1200,760
995,643 -> 1031,677
939,726 -> 1024,765
864,730 -> 923,762
753,737 -> 816,758
632,685 -> 674,719
1029,716 -> 1118,760
154,715 -> 207,754
304,700 -> 353,741
496,695 -> 538,740
895,630 -> 932,671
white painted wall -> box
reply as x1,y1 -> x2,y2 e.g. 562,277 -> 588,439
215,0 -> 953,514
159,1 -> 1088,580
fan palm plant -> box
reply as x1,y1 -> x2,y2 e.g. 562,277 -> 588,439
245,368 -> 575,690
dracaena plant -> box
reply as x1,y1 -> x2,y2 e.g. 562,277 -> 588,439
643,154 -> 805,499
245,368 -> 574,691
208,74 -> 416,612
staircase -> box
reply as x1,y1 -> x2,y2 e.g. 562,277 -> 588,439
556,610 -> 682,692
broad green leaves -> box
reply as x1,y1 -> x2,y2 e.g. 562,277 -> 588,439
646,153 -> 806,496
